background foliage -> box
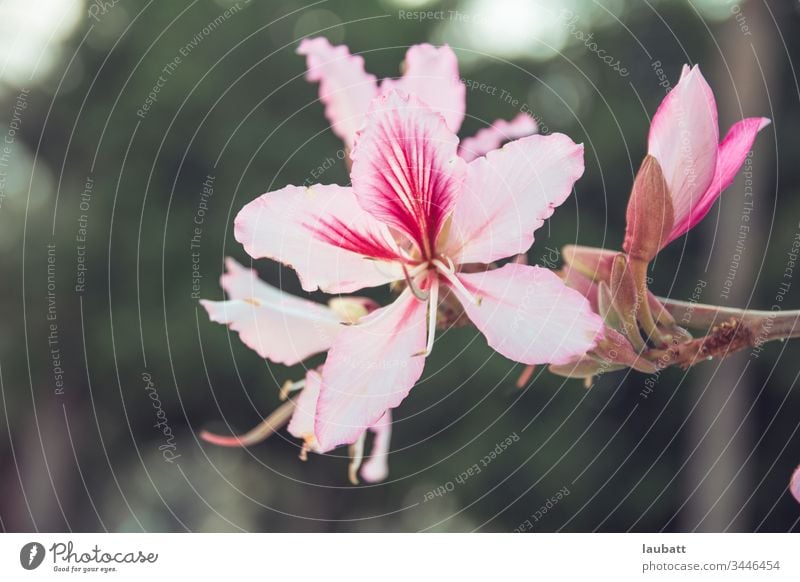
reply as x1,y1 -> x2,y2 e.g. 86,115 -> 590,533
1,0 -> 799,532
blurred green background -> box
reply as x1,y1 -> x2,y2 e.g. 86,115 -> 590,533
1,0 -> 799,532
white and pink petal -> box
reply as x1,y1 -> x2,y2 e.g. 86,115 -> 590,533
449,264 -> 603,366
297,37 -> 378,150
447,133 -> 584,265
666,116 -> 770,244
287,369 -> 323,447
380,44 -> 466,134
458,113 -> 538,162
360,410 -> 392,483
200,289 -> 342,366
314,288 -> 428,451
218,257 -> 286,301
648,65 -> 719,227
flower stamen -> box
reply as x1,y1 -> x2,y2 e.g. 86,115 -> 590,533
432,258 -> 481,306
299,436 -> 315,461
200,400 -> 296,447
348,432 -> 366,485
279,379 -> 305,401
402,262 -> 430,301
414,276 -> 439,357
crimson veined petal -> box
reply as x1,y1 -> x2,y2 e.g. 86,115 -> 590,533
314,288 -> 428,451
234,184 -> 404,294
446,133 -> 584,265
200,260 -> 343,365
297,37 -> 378,150
380,43 -> 466,134
648,65 -> 719,229
666,116 -> 770,245
312,215 -> 404,262
449,263 -> 603,366
458,113 -> 539,162
350,91 -> 466,259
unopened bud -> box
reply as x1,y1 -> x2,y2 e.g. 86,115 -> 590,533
549,356 -> 623,380
647,292 -> 677,328
560,266 -> 599,313
594,327 -> 657,374
597,281 -> 621,330
623,155 -> 674,263
562,245 -> 617,283
610,254 -> 645,351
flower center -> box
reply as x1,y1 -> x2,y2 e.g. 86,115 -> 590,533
405,255 -> 481,358
431,257 -> 481,307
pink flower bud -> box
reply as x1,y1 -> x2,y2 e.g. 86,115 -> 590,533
623,155 -> 673,263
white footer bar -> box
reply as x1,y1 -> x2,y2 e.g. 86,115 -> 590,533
1,533 -> 797,580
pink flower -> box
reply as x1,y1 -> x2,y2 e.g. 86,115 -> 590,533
636,64 -> 769,251
200,258 -> 390,483
297,37 -> 537,159
235,91 -> 603,451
